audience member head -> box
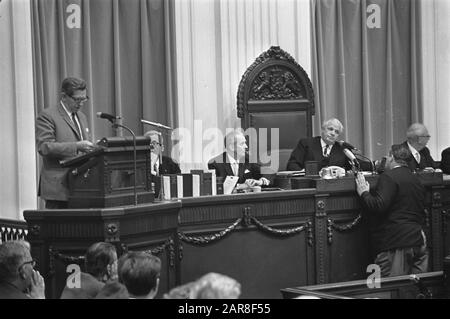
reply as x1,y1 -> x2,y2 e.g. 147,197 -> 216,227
224,129 -> 247,161
95,281 -> 129,299
118,251 -> 161,299
60,77 -> 89,113
386,144 -> 411,170
84,242 -> 118,283
406,123 -> 431,151
321,118 -> 343,146
0,241 -> 35,291
193,272 -> 241,299
164,272 -> 241,299
144,130 -> 164,155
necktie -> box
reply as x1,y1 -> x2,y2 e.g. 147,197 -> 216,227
415,152 -> 421,163
232,162 -> 239,176
71,112 -> 83,140
323,145 -> 330,157
153,161 -> 159,176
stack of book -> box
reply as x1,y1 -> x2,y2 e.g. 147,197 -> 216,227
161,169 -> 217,200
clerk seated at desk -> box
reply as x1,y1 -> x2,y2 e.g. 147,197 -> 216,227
208,129 -> 269,189
144,130 -> 180,196
286,118 -> 372,172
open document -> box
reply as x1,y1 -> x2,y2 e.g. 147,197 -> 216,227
223,176 -> 239,194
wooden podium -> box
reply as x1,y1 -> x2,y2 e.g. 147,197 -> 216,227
61,136 -> 155,208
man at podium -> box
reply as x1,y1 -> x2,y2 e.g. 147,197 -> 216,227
35,77 -> 95,209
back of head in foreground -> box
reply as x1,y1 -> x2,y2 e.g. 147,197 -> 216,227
118,251 -> 161,299
164,272 -> 241,299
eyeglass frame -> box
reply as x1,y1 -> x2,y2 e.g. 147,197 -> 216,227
150,141 -> 162,147
18,259 -> 36,271
68,94 -> 89,103
418,135 -> 431,138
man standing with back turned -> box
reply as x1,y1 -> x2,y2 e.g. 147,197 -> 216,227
35,77 -> 96,209
355,144 -> 428,277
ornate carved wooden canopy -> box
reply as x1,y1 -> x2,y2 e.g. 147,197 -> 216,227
237,46 -> 315,120
236,46 -> 315,171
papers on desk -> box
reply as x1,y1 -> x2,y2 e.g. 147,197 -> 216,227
223,176 -> 239,194
276,170 -> 305,177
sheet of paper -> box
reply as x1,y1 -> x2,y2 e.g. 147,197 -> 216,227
223,176 -> 239,195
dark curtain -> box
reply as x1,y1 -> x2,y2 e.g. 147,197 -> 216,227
31,0 -> 176,140
311,0 -> 422,160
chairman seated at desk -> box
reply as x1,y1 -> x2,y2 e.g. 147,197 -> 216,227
286,118 -> 371,171
208,129 -> 269,189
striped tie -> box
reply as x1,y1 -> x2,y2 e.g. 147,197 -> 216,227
323,145 -> 330,157
71,112 -> 83,140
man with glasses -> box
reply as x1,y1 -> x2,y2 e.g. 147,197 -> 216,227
401,123 -> 437,171
144,130 -> 180,196
35,77 -> 96,209
0,241 -> 45,299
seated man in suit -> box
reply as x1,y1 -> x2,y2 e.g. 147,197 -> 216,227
144,130 -> 181,197
144,130 -> 181,176
441,147 -> 450,174
208,129 -> 269,189
287,118 -> 362,171
401,123 -> 437,171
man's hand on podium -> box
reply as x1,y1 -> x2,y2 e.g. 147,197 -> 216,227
76,140 -> 96,153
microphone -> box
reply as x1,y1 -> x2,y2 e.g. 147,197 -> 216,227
343,148 -> 360,170
97,112 -> 121,122
337,140 -> 358,151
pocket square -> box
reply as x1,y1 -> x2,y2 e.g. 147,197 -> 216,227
244,169 -> 250,174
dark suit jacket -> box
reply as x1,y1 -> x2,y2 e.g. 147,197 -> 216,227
0,281 -> 30,299
35,103 -> 91,201
441,147 -> 450,174
151,155 -> 181,197
286,136 -> 352,171
359,166 -> 425,255
401,141 -> 436,171
157,155 -> 181,175
207,152 -> 262,184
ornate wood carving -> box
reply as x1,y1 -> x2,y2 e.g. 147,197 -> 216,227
237,46 -> 314,118
250,67 -> 305,100
315,195 -> 328,284
431,186 -> 445,270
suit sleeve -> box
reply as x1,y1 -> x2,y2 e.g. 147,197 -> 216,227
171,159 -> 181,174
250,163 -> 262,180
441,149 -> 450,174
423,148 -> 437,168
360,173 -> 397,214
35,112 -> 78,159
286,140 -> 306,170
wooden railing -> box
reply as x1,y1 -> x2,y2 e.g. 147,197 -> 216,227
0,218 -> 28,244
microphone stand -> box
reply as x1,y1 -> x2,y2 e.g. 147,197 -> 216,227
112,121 -> 138,206
355,153 -> 376,175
